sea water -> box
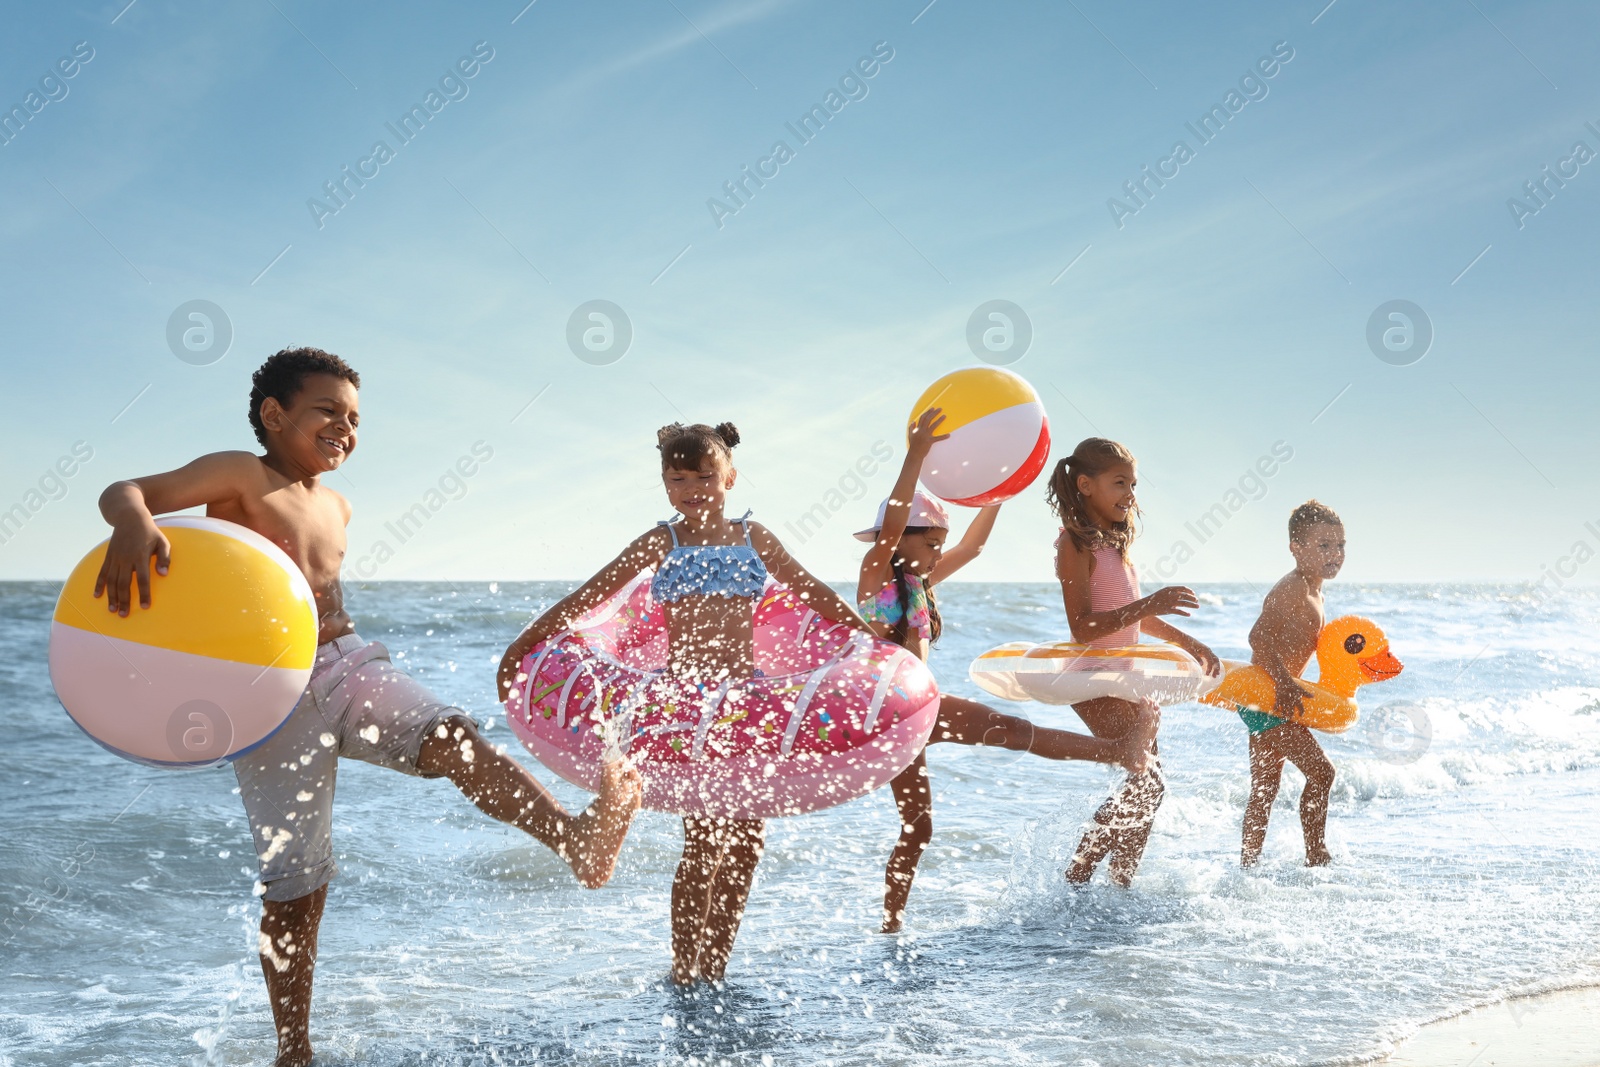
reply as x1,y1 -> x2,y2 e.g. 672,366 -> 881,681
3,580 -> 1598,1066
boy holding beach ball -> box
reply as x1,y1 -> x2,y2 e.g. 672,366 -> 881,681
91,347 -> 641,1067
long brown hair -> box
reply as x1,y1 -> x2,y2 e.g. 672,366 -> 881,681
656,421 -> 739,471
888,528 -> 943,646
1045,437 -> 1140,559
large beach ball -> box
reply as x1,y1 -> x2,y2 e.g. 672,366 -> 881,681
48,516 -> 317,768
909,367 -> 1050,506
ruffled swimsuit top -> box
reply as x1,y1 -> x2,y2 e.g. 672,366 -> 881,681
858,572 -> 932,644
651,510 -> 769,603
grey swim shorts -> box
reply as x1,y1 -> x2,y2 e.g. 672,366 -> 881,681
232,635 -> 469,902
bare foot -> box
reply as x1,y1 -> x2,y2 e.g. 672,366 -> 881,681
274,1043 -> 314,1067
563,760 -> 643,888
1118,700 -> 1161,775
1305,846 -> 1332,867
1065,858 -> 1094,885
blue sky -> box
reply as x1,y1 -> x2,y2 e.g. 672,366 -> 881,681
1,0 -> 1595,585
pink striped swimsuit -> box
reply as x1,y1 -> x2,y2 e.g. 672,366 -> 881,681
1072,541 -> 1163,886
1087,545 -> 1141,648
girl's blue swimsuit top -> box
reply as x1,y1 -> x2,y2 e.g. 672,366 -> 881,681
651,510 -> 769,603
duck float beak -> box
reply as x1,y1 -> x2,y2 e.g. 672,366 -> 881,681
1358,648 -> 1403,682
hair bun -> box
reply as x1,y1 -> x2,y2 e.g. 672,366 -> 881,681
713,422 -> 741,449
655,422 -> 685,448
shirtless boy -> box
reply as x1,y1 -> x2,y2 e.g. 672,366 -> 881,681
1238,500 -> 1344,868
94,347 -> 642,1067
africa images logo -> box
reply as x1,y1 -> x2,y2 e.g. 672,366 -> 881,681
1106,41 -> 1295,229
306,42 -> 495,229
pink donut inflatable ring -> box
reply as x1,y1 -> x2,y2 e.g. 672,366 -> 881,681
504,573 -> 940,818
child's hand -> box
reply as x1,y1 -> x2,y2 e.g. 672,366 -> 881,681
1271,676 -> 1313,720
907,407 -> 949,458
1145,585 -> 1200,618
1188,642 -> 1222,678
93,518 -> 171,616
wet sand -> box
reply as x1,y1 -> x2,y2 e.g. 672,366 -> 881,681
1384,986 -> 1600,1067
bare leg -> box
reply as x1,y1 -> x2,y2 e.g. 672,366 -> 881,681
875,695 -> 1166,917
1066,823 -> 1113,884
934,695 -> 1141,766
694,819 -> 765,982
1066,695 -> 1142,751
1266,723 -> 1336,866
1241,732 -> 1286,867
879,695 -> 1143,932
1064,696 -> 1161,884
417,715 -> 642,888
1119,701 -> 1161,776
881,750 -> 933,934
1103,760 -> 1165,886
671,817 -> 723,984
259,884 -> 326,1067
671,817 -> 767,984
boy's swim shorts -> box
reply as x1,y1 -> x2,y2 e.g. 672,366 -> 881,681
1237,706 -> 1286,736
232,635 -> 470,902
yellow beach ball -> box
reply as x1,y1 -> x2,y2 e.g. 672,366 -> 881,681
48,516 -> 317,768
908,366 -> 1051,506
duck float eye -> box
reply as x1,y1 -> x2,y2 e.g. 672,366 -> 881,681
1343,633 -> 1366,655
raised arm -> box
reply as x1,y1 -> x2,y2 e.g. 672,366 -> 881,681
496,529 -> 666,700
928,504 -> 999,585
752,523 -> 873,637
856,407 -> 946,602
95,451 -> 257,614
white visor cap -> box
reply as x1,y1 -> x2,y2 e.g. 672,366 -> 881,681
853,491 -> 951,542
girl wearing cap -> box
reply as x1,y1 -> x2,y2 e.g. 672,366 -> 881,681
857,408 -> 1159,933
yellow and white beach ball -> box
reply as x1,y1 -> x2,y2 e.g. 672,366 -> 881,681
909,367 -> 1051,506
48,516 -> 317,768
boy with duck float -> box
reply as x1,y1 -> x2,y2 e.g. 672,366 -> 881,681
498,422 -> 875,985
858,409 -> 1160,932
1049,438 -> 1221,886
1236,501 -> 1401,867
93,347 -> 643,1067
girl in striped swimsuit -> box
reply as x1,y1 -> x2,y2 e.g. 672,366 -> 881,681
1048,438 -> 1220,886
859,409 -> 1159,932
